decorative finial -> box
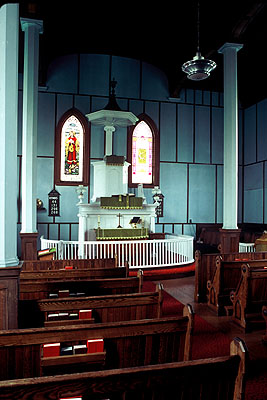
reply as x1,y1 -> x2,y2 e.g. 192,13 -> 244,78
104,77 -> 121,111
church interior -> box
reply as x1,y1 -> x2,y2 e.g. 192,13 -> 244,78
0,1 -> 267,399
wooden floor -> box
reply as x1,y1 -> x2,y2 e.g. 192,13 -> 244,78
154,275 -> 267,363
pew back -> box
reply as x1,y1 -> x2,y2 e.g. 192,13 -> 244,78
0,306 -> 193,380
20,265 -> 129,282
21,257 -> 118,271
0,337 -> 247,400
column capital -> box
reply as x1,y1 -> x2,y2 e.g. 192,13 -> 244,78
20,17 -> 43,34
104,125 -> 116,133
218,42 -> 243,54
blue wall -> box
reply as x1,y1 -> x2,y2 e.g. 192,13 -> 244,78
243,99 -> 267,223
17,54 -> 266,251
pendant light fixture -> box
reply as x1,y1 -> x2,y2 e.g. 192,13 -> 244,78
182,1 -> 216,80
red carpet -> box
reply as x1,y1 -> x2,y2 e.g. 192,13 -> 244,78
129,262 -> 195,279
142,281 -> 267,400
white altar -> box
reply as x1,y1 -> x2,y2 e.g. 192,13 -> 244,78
77,155 -> 157,242
78,201 -> 156,241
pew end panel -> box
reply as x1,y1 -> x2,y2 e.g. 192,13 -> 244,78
206,257 -> 267,316
230,264 -> 267,332
262,305 -> 267,343
183,303 -> 195,361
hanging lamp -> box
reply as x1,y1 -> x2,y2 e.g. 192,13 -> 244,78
182,1 -> 216,80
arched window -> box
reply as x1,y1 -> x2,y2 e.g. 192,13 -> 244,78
54,108 -> 90,186
127,113 -> 159,188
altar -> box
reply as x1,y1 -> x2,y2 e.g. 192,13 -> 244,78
78,199 -> 156,241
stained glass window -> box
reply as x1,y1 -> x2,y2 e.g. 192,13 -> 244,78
60,115 -> 84,182
55,108 -> 89,186
132,121 -> 153,184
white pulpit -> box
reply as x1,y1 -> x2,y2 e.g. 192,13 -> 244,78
91,158 -> 130,202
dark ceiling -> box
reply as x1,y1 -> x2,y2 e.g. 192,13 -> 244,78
8,1 -> 267,108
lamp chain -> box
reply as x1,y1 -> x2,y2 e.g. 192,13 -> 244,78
197,0 -> 200,53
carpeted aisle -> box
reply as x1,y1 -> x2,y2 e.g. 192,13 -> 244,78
142,281 -> 267,400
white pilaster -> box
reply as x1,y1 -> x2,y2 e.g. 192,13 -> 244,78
218,43 -> 243,230
20,18 -> 43,233
0,4 -> 19,267
78,213 -> 87,258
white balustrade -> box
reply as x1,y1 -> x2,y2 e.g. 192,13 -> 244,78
40,234 -> 194,269
238,242 -> 255,253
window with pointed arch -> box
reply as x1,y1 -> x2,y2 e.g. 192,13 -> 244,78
54,108 -> 90,186
127,114 -> 159,188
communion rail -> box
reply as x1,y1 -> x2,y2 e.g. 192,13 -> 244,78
238,242 -> 255,252
40,234 -> 194,269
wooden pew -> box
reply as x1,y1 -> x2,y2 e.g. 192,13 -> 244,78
0,337 -> 247,400
196,226 -> 221,254
37,283 -> 164,327
230,264 -> 267,332
18,271 -> 144,328
19,270 -> 143,301
262,305 -> 267,343
207,257 -> 267,315
194,250 -> 267,303
0,305 -> 194,381
21,257 -> 119,271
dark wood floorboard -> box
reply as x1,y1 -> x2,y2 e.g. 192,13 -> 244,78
154,275 -> 267,363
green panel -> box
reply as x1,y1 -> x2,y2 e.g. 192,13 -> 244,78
178,104 -> 193,163
160,102 -> 176,162
160,163 -> 187,223
38,92 -> 56,157
189,164 -> 216,223
195,106 -> 210,164
211,107 -> 223,165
